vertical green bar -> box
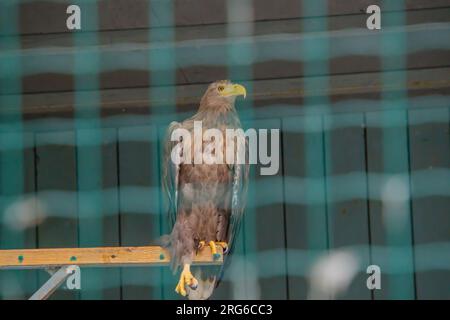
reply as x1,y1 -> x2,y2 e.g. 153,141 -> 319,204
0,0 -> 29,299
380,2 -> 415,299
0,1 -> 24,244
73,1 -> 103,299
227,0 -> 255,299
149,0 -> 174,299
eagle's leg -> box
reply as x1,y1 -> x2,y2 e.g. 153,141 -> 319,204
175,264 -> 198,296
209,241 -> 228,260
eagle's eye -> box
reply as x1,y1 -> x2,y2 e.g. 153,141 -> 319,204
217,85 -> 225,92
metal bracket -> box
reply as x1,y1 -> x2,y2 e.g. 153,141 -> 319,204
29,265 -> 78,300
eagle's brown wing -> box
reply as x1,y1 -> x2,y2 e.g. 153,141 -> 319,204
217,138 -> 250,283
227,159 -> 249,255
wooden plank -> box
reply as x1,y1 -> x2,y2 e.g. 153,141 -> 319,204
5,67 -> 448,119
282,116 -> 328,299
5,22 -> 450,94
408,107 -> 450,299
324,113 -> 372,299
0,246 -> 222,270
2,98 -> 449,139
76,128 -> 121,299
35,131 -> 78,299
99,0 -> 150,31
18,8 -> 450,49
118,126 -> 162,299
243,118 -> 287,299
10,0 -> 450,35
366,110 -> 415,299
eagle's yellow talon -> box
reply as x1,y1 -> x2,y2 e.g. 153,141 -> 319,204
208,241 -> 228,260
215,241 -> 229,253
175,279 -> 186,296
198,241 -> 228,259
175,264 -> 197,297
208,241 -> 217,255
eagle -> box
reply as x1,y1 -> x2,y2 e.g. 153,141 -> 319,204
162,80 -> 249,299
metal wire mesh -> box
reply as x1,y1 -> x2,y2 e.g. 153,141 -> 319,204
0,0 -> 449,300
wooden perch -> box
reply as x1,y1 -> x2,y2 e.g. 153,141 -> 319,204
0,246 -> 223,270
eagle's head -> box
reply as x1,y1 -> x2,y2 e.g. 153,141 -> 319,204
199,80 -> 246,111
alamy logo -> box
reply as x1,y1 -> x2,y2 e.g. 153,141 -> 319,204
366,5 -> 381,30
366,265 -> 381,290
170,121 -> 280,175
66,265 -> 81,290
66,5 -> 81,30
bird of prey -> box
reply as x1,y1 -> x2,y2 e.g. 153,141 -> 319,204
162,80 -> 249,299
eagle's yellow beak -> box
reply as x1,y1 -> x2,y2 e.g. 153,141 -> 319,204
219,83 -> 247,99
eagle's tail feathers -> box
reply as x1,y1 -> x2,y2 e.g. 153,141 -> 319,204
150,234 -> 171,247
187,269 -> 216,300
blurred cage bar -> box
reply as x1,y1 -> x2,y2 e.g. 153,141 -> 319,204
0,0 -> 449,299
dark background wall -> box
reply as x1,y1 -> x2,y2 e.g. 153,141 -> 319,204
0,1 -> 449,299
